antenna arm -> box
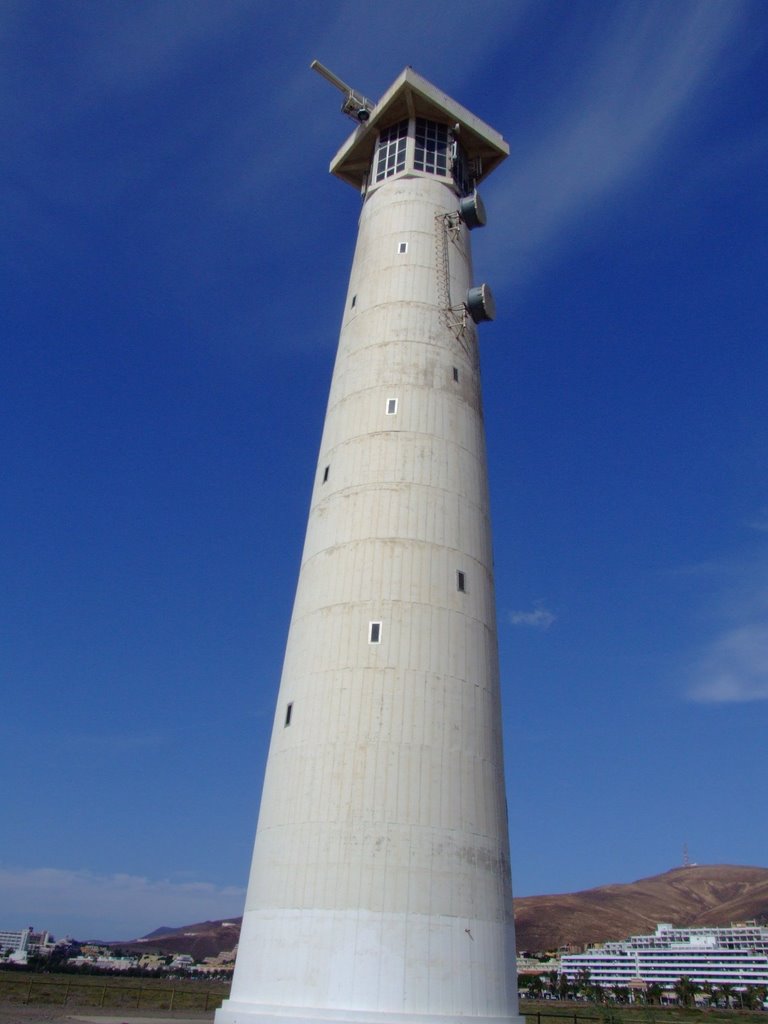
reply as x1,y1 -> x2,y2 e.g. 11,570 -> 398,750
310,60 -> 353,97
311,59 -> 375,123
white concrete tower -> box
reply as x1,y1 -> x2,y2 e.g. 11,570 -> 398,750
216,67 -> 521,1024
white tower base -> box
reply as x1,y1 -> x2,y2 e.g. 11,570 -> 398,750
216,1008 -> 521,1024
217,908 -> 520,1024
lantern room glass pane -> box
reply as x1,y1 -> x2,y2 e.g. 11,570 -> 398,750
375,120 -> 408,182
413,118 -> 449,177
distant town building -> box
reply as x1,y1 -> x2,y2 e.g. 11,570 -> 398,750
169,954 -> 195,970
137,953 -> 167,970
0,926 -> 56,962
68,954 -> 137,971
516,955 -> 561,977
197,950 -> 238,975
560,922 -> 768,990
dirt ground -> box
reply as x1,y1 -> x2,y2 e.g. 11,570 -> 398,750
0,1007 -> 212,1024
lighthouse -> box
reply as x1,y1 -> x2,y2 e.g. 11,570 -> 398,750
215,66 -> 522,1024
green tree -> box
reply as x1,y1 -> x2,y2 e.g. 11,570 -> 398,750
558,972 -> 572,1001
576,968 -> 592,999
646,983 -> 662,1006
719,983 -> 734,1008
673,977 -> 699,1007
528,975 -> 544,999
548,970 -> 560,999
46,947 -> 71,970
741,986 -> 759,1009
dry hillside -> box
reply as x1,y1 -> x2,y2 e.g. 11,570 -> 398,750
121,918 -> 241,960
116,864 -> 768,958
514,863 -> 768,952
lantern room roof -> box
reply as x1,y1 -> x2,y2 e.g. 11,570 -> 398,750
329,67 -> 509,190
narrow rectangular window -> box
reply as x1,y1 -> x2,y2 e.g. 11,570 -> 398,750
284,702 -> 293,727
453,366 -> 459,382
386,398 -> 398,415
398,241 -> 408,254
369,621 -> 381,644
457,570 -> 466,593
351,294 -> 356,307
322,465 -> 329,483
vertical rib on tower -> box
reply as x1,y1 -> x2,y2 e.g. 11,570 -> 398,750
216,67 -> 522,1024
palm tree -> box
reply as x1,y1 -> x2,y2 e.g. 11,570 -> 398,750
611,985 -> 629,1004
741,986 -> 758,1010
576,967 -> 592,1000
719,983 -> 734,1008
673,976 -> 699,1007
558,972 -> 572,1001
528,974 -> 544,999
646,983 -> 662,1006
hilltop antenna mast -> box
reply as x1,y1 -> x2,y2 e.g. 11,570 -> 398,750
310,59 -> 375,123
683,842 -> 691,867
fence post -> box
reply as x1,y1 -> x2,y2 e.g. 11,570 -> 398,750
136,985 -> 142,1008
99,983 -> 107,1007
24,980 -> 33,1005
204,990 -> 210,1012
63,980 -> 71,1005
169,986 -> 176,1011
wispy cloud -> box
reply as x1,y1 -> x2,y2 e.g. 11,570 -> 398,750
685,528 -> 768,703
488,1 -> 748,286
688,623 -> 768,703
747,508 -> 768,532
509,602 -> 556,630
0,866 -> 245,941
0,0 -> 255,110
311,0 -> 528,95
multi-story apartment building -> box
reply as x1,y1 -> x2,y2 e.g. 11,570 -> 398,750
560,922 -> 768,990
0,928 -> 28,954
0,926 -> 56,959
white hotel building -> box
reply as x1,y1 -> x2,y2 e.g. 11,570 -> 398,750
0,927 -> 56,961
559,923 -> 768,990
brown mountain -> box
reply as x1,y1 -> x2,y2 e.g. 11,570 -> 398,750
514,864 -> 768,952
120,918 -> 242,960
116,864 -> 768,959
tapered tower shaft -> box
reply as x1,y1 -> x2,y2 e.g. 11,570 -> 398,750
217,68 -> 520,1024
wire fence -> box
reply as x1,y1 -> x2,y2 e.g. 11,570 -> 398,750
522,1009 -> 766,1024
2,979 -> 763,1018
0,973 -> 228,1011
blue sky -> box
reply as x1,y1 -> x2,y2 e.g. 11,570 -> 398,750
2,0 -> 767,942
